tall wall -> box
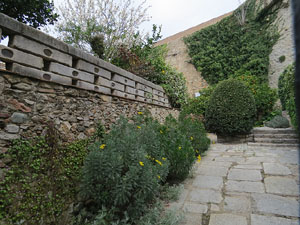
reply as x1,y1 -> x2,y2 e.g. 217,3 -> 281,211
0,13 -> 178,151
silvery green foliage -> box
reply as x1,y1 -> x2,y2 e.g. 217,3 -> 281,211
56,0 -> 150,59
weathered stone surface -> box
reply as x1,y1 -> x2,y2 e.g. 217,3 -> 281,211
0,76 -> 4,94
208,214 -> 247,225
0,131 -> 20,140
192,175 -> 223,190
264,177 -> 299,196
225,180 -> 264,193
200,161 -> 232,168
263,163 -> 292,175
196,166 -> 228,177
215,156 -> 245,163
224,195 -> 251,212
10,112 -> 28,124
8,99 -> 31,113
75,60 -> 111,79
181,213 -> 202,225
228,169 -> 262,181
112,74 -> 135,87
252,193 -> 299,217
5,124 -> 20,134
189,189 -> 222,204
251,214 -> 299,225
234,164 -> 262,170
182,202 -> 208,213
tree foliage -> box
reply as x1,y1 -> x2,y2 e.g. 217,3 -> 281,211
56,0 -> 150,60
0,0 -> 59,28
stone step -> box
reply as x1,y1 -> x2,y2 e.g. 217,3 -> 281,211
248,142 -> 299,148
252,127 -> 297,135
254,138 -> 299,144
253,133 -> 299,139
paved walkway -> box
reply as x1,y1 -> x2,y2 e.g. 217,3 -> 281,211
167,144 -> 300,225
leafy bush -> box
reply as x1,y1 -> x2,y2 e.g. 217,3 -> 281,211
205,79 -> 256,136
112,26 -> 188,108
184,0 -> 280,85
235,75 -> 278,123
265,115 -> 290,128
179,86 -> 215,120
278,63 -> 298,128
0,137 -> 90,225
79,116 -> 169,224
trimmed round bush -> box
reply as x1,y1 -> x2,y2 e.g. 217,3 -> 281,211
205,79 -> 256,136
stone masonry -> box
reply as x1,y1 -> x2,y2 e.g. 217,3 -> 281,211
167,144 -> 299,225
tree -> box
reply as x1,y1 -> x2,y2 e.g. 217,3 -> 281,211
0,0 -> 59,28
56,0 -> 150,60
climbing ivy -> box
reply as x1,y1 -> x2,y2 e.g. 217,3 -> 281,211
184,0 -> 281,85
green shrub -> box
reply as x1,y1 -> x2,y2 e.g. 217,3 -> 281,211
0,137 -> 90,225
184,0 -> 280,85
160,116 -> 196,182
180,86 -> 215,120
265,115 -> 290,128
178,116 -> 210,155
278,63 -> 298,128
79,116 -> 169,224
205,79 -> 256,136
235,75 -> 278,123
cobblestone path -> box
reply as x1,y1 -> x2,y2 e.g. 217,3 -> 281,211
167,144 -> 300,225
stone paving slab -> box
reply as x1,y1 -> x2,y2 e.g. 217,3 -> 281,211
208,213 -> 247,225
251,214 -> 299,225
228,168 -> 262,181
224,195 -> 251,212
182,202 -> 208,213
225,180 -> 265,193
189,189 -> 223,204
234,164 -> 262,170
264,176 -> 299,196
192,175 -> 223,190
180,213 -> 202,225
263,163 -> 292,175
252,193 -> 300,217
195,166 -> 228,177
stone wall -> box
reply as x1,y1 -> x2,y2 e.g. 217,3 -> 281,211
0,13 -> 179,151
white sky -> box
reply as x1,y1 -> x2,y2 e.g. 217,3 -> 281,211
53,0 -> 244,39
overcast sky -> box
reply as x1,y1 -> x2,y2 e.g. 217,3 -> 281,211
53,0 -> 244,39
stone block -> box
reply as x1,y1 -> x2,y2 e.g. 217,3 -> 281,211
11,63 -> 72,86
5,124 -> 20,133
111,81 -> 125,92
228,169 -> 262,181
76,81 -> 111,95
264,177 -> 299,196
182,203 -> 208,213
10,112 -> 28,124
192,175 -> 223,190
136,83 -> 153,93
95,76 -> 112,88
112,74 -> 135,87
136,96 -> 146,102
125,86 -> 137,95
112,90 -> 135,100
189,189 -> 222,204
263,163 -> 291,175
75,59 -> 111,79
0,45 -> 43,69
250,214 -> 299,225
153,94 -> 159,100
11,35 -> 72,66
153,89 -> 164,97
49,62 -> 94,83
252,193 -> 299,217
209,214 -> 247,225
225,180 -> 264,193
224,196 -> 251,212
196,165 -> 228,177
135,89 -> 144,97
0,131 -> 20,140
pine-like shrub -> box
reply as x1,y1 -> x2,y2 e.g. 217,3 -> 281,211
278,63 -> 297,128
205,79 -> 256,136
79,116 -> 169,224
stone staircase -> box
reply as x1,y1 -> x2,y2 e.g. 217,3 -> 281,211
248,127 -> 299,148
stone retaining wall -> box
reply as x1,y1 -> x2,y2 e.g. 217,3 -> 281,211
0,13 -> 179,151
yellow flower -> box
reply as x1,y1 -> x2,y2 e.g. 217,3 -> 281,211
178,146 -> 182,150
138,112 -> 143,115
190,136 -> 194,141
99,144 -> 106,149
139,161 -> 144,166
162,70 -> 165,74
195,150 -> 199,153
155,159 -> 162,166
197,155 -> 201,163
160,130 -> 163,134
157,175 -> 161,179
137,126 -> 141,129
162,157 -> 167,161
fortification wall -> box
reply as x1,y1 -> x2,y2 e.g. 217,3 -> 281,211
0,13 -> 178,150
